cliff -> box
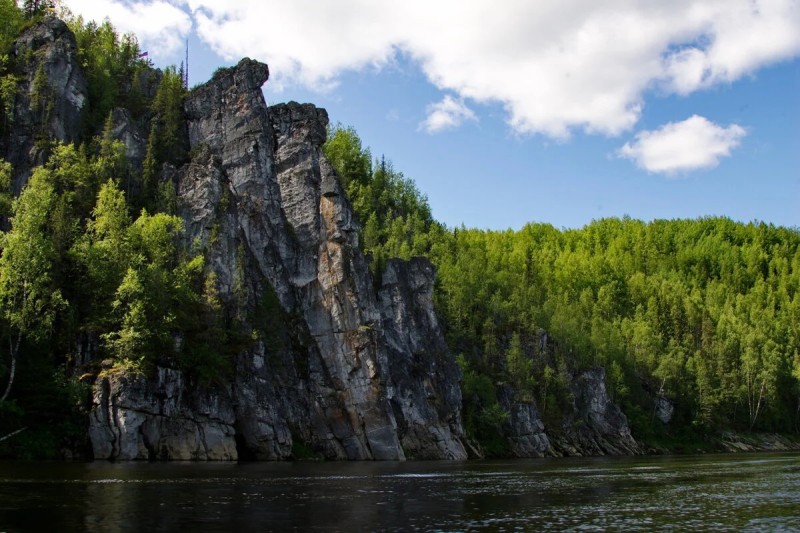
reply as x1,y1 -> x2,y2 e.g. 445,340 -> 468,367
2,18 -> 643,461
88,59 -> 468,460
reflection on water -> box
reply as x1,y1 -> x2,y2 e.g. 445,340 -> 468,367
1,452 -> 798,531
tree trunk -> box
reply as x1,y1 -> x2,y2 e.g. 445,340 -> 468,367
1,331 -> 22,402
0,426 -> 27,443
749,380 -> 765,430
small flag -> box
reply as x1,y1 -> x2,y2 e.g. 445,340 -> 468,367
137,51 -> 149,58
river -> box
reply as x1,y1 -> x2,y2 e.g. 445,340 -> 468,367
1,452 -> 798,531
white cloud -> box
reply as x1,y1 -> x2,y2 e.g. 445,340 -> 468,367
617,115 -> 747,175
421,96 -> 477,133
63,0 -> 191,58
63,0 -> 800,138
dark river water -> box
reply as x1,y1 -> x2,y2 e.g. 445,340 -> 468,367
1,452 -> 798,532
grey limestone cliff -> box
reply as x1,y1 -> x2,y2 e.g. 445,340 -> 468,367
89,58 -> 467,461
4,16 -> 87,193
550,367 -> 641,456
497,384 -> 552,457
379,258 -> 466,459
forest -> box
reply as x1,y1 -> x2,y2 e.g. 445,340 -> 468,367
1,0 -> 799,457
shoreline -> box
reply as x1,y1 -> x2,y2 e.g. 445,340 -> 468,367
4,431 -> 800,462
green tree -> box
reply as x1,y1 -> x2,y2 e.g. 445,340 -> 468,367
68,17 -> 144,135
140,67 -> 186,211
22,0 -> 55,19
0,159 -> 12,218
0,1 -> 24,134
0,169 -> 66,400
323,124 -> 371,189
505,332 -> 534,400
71,179 -> 131,332
0,0 -> 24,51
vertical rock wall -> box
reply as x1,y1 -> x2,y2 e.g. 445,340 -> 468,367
89,59 -> 468,461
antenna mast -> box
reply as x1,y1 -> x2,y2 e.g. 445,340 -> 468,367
184,38 -> 189,89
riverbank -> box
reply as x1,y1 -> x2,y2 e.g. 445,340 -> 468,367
716,431 -> 800,453
640,431 -> 800,456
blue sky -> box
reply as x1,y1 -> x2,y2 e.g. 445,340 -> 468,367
63,0 -> 799,230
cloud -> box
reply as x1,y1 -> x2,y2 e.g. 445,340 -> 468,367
63,0 -> 191,58
617,115 -> 746,174
64,0 -> 800,138
421,96 -> 477,133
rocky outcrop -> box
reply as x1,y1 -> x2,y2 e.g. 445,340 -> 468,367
106,107 -> 147,166
497,385 -> 551,457
89,367 -> 237,460
654,396 -> 675,424
4,17 -> 87,192
89,58 -> 468,461
379,258 -> 467,459
550,367 -> 641,456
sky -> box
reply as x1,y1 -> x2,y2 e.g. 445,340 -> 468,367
61,0 -> 800,231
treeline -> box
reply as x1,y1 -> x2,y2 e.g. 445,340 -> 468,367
0,5 -> 228,456
324,125 -> 800,448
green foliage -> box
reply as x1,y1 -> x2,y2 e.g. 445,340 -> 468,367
29,63 -> 55,145
68,16 -> 146,136
22,0 -> 55,20
178,271 -> 232,385
0,1 -> 24,53
0,158 -> 12,217
457,355 -> 510,456
1,15 -> 799,457
140,66 -> 186,212
505,332 -> 534,400
71,181 -> 232,380
98,208 -> 182,369
0,64 -> 18,136
1,367 -> 89,459
323,124 -> 371,189
437,218 -> 800,436
149,66 -> 187,165
0,167 -> 66,400
0,0 -> 22,132
0,14 -> 229,457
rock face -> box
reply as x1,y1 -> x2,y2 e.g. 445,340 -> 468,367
89,58 -> 468,461
654,396 -> 675,424
550,368 -> 641,456
106,107 -> 148,166
497,385 -> 551,457
379,258 -> 466,459
4,17 -> 87,192
89,368 -> 237,460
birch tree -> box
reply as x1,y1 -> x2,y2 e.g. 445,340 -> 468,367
0,169 -> 65,401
